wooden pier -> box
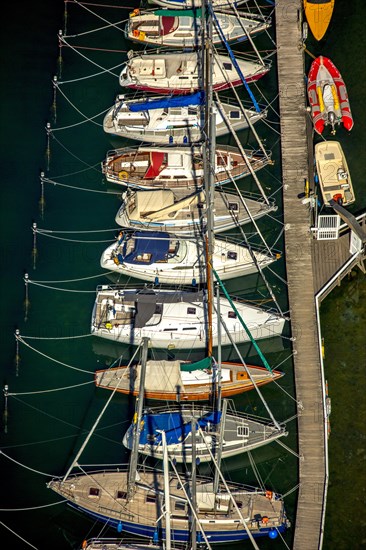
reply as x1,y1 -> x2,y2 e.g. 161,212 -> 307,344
275,2 -> 327,548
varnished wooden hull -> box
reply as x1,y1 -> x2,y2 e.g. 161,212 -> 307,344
95,362 -> 284,401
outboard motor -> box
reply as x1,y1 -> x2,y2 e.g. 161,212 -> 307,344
328,111 -> 336,135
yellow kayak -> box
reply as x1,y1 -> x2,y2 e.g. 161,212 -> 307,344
304,0 -> 335,41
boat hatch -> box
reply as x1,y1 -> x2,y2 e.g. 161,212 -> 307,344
237,425 -> 250,438
196,492 -> 230,513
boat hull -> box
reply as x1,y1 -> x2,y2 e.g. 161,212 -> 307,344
68,502 -> 287,542
307,55 -> 353,135
304,0 -> 335,41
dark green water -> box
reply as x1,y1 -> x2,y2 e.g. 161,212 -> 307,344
0,1 -> 364,549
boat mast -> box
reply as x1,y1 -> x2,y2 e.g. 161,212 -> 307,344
127,337 -> 149,499
161,430 -> 171,550
191,418 -> 197,550
202,0 -> 216,358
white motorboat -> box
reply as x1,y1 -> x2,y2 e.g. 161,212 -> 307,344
315,140 -> 355,207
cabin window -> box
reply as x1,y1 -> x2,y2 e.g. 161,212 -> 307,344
89,487 -> 100,497
227,251 -> 237,260
229,110 -> 241,119
146,494 -> 157,503
187,307 -> 196,314
228,311 -> 237,319
155,304 -> 163,314
175,501 -> 186,511
228,202 -> 239,211
223,63 -> 232,71
183,327 -> 197,330
116,490 -> 127,500
164,328 -> 178,331
237,426 -> 249,438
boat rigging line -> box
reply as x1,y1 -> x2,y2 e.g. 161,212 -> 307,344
0,520 -> 39,550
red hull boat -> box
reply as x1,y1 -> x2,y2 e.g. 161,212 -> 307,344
307,56 -> 353,135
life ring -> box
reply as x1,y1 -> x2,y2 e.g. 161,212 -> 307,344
131,8 -> 139,16
133,29 -> 140,38
265,490 -> 273,500
119,170 -> 129,180
262,516 -> 269,524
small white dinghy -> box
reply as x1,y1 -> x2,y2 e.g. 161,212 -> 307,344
100,230 -> 278,284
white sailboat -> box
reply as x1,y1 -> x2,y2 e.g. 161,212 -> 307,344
100,230 -> 278,284
122,403 -> 287,463
90,286 -> 285,349
103,92 -> 266,145
126,8 -> 270,48
119,50 -> 270,95
115,188 -> 277,235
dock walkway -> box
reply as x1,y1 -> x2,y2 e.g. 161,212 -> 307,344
275,2 -> 326,548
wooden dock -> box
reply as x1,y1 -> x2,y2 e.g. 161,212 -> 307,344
275,2 -> 327,548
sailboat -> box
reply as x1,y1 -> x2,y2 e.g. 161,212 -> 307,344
122,403 -> 287,463
119,50 -> 270,95
100,230 -> 278,284
148,0 -> 249,9
101,144 -> 271,190
49,339 -> 290,544
80,539 -> 166,550
103,92 -> 266,145
90,286 -> 285,349
95,357 -> 285,401
115,188 -> 277,235
126,8 -> 270,48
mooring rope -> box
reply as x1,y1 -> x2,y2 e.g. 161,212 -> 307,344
58,34 -> 124,81
42,176 -> 120,194
7,380 -> 94,396
51,81 -> 109,129
16,335 -> 93,374
0,520 -> 39,549
0,450 -> 55,478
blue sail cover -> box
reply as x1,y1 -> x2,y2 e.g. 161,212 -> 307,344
139,410 -> 222,446
129,91 -> 205,112
121,232 -> 170,266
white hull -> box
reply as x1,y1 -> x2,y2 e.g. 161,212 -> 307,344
127,10 -> 270,49
91,287 -> 285,349
115,189 -> 277,235
100,233 -> 276,284
119,51 -> 270,94
315,140 -> 355,206
103,94 -> 266,145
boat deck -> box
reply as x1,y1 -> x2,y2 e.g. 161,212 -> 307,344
275,1 -> 326,548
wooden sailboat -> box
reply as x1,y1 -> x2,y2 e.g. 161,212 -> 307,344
303,0 -> 335,41
95,357 -> 284,401
115,188 -> 277,235
102,144 -> 271,190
